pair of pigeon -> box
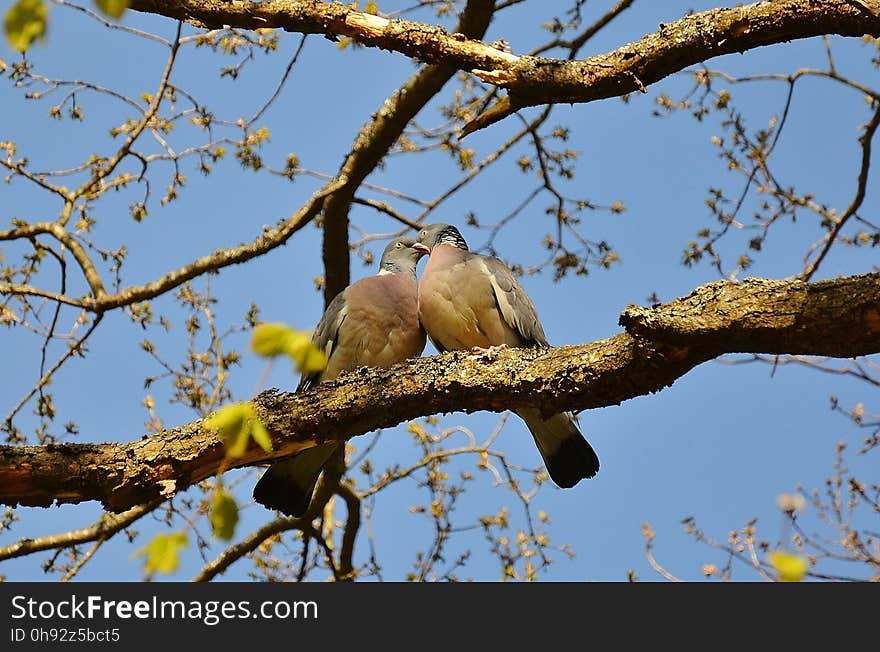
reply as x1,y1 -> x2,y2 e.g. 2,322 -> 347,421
253,223 -> 600,517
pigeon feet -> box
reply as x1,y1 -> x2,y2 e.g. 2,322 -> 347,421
469,343 -> 508,360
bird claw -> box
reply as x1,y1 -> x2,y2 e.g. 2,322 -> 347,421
468,343 -> 508,360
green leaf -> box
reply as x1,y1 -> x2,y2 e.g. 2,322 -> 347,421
296,342 -> 329,375
250,417 -> 272,453
94,0 -> 128,19
282,330 -> 310,358
250,321 -> 327,375
135,531 -> 187,575
210,490 -> 239,541
205,402 -> 272,457
285,330 -> 328,374
5,0 -> 47,53
205,402 -> 251,457
251,322 -> 296,357
768,551 -> 807,582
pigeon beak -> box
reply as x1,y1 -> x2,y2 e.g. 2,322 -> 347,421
412,243 -> 431,255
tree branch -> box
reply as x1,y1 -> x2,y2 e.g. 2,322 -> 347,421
0,499 -> 163,562
90,176 -> 348,311
193,515 -> 305,582
127,0 -> 880,133
319,0 -> 495,304
1,272 -> 878,511
800,102 -> 880,280
0,283 -> 87,309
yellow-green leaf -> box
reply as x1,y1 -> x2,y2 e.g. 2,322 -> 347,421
135,531 -> 187,575
205,402 -> 248,442
283,330 -> 327,374
768,551 -> 807,582
205,402 -> 272,457
210,490 -> 239,541
251,322 -> 297,357
206,402 -> 251,457
250,321 -> 327,375
5,0 -> 47,53
364,1 -> 379,15
94,0 -> 127,19
293,340 -> 328,375
282,329 -> 310,357
250,417 -> 272,453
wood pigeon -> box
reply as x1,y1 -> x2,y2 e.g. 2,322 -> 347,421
253,237 -> 428,517
414,223 -> 600,487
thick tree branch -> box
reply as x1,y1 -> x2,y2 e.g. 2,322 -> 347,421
1,272 -> 878,511
464,0 -> 880,133
127,0 -> 880,133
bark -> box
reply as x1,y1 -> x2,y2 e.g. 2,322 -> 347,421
1,273 -> 877,512
127,0 -> 880,132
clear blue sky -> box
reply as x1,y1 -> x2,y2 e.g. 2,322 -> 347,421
1,1 -> 877,581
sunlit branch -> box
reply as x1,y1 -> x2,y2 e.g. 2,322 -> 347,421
0,283 -> 87,309
4,270 -> 876,511
92,175 -> 347,311
0,498 -> 163,562
193,515 -> 306,581
0,159 -> 72,201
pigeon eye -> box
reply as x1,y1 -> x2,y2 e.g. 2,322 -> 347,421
395,242 -> 402,248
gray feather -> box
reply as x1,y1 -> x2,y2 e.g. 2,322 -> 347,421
481,257 -> 548,348
298,291 -> 348,392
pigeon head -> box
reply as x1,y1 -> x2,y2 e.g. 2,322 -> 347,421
378,237 -> 428,277
415,223 -> 469,253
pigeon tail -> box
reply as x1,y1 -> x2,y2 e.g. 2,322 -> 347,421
252,442 -> 340,517
516,408 -> 600,488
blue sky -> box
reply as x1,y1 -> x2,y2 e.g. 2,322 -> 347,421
1,1 -> 877,581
